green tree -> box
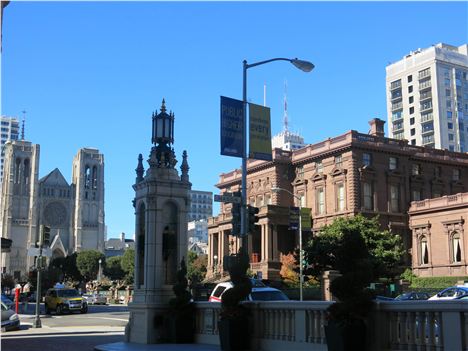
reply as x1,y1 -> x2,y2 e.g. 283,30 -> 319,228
187,251 -> 207,285
104,256 -> 125,281
49,253 -> 83,282
76,250 -> 106,282
305,214 -> 405,282
121,248 -> 135,283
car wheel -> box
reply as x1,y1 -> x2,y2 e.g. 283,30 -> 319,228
56,304 -> 62,315
45,304 -> 50,314
80,305 -> 88,314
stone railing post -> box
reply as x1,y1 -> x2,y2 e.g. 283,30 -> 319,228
442,310 -> 462,350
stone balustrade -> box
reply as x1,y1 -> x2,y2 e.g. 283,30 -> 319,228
194,300 -> 468,351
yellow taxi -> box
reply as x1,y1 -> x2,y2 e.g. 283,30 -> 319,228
44,288 -> 88,314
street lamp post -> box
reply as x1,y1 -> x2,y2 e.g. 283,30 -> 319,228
272,186 -> 305,301
240,58 -> 314,256
98,259 -> 102,283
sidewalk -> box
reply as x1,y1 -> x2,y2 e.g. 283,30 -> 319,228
94,342 -> 220,351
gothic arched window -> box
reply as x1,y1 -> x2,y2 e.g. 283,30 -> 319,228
84,166 -> 91,189
23,159 -> 30,185
15,158 -> 21,184
451,232 -> 462,263
420,236 -> 429,265
92,166 -> 97,190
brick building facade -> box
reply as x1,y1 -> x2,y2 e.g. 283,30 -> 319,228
206,119 -> 468,282
410,193 -> 468,277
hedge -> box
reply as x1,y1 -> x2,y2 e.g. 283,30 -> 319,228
410,276 -> 468,289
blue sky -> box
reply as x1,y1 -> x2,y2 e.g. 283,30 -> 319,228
2,1 -> 467,239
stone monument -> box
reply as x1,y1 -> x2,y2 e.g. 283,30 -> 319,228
126,99 -> 191,343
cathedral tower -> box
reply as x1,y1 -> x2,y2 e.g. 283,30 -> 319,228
0,140 -> 39,279
71,148 -> 105,252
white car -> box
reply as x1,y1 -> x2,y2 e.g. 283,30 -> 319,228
209,279 -> 289,302
428,286 -> 468,300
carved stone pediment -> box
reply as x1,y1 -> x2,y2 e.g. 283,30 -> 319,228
330,167 -> 347,177
410,175 -> 425,184
311,172 -> 327,182
431,177 -> 444,186
292,177 -> 308,186
386,169 -> 403,178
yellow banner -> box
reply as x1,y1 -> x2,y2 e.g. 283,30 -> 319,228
249,103 -> 272,161
300,208 -> 312,231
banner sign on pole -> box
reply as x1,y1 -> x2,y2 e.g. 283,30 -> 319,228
249,103 -> 272,161
300,208 -> 312,231
220,96 -> 244,158
289,206 -> 300,230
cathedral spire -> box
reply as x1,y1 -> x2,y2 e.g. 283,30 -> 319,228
135,154 -> 144,183
181,150 -> 189,183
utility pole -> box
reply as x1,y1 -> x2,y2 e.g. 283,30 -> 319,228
33,225 -> 49,328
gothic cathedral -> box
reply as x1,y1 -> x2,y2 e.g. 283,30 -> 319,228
0,140 -> 105,280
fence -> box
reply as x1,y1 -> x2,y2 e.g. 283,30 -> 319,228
194,300 -> 468,351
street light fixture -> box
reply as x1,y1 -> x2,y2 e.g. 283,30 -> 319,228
240,57 -> 314,259
271,186 -> 305,301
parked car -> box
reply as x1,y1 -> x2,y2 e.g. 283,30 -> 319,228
1,302 -> 20,331
209,279 -> 289,302
83,293 -> 107,305
428,286 -> 468,300
1,294 -> 14,310
44,288 -> 88,314
455,294 -> 468,300
395,292 -> 430,301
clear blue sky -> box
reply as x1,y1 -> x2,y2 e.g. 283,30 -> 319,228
2,1 -> 467,239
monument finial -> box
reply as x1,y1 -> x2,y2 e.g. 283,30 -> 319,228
181,150 -> 190,183
136,154 -> 144,183
160,98 -> 167,113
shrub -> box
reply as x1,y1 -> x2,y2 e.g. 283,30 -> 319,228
410,276 -> 468,289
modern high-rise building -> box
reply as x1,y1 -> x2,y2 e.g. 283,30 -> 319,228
386,43 -> 468,151
188,190 -> 212,221
0,116 -> 20,183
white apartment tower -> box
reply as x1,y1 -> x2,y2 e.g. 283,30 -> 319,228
1,116 -> 20,183
386,43 -> 468,151
188,190 -> 212,221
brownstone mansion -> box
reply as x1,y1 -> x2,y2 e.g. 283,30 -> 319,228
206,119 -> 468,282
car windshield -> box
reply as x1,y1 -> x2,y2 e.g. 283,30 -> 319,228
395,293 -> 411,300
250,291 -> 289,301
57,289 -> 80,297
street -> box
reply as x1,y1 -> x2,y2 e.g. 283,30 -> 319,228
1,303 -> 128,351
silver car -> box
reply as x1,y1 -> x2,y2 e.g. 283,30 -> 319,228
83,293 -> 107,305
1,302 -> 20,331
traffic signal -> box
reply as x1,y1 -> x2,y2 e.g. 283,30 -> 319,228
43,226 -> 51,246
230,203 -> 241,236
247,205 -> 260,233
40,225 -> 51,247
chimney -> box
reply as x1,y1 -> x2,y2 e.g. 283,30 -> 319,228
120,232 -> 125,242
369,118 -> 385,137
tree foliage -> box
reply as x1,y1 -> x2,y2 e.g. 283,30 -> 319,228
187,251 -> 207,285
305,214 -> 405,282
76,250 -> 106,281
279,253 -> 299,287
121,248 -> 135,283
50,253 -> 83,282
104,256 -> 125,281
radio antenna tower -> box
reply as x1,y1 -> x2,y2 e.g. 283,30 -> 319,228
283,80 -> 289,132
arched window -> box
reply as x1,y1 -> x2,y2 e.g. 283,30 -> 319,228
23,159 -> 30,184
451,232 -> 462,263
420,236 -> 429,265
15,158 -> 21,184
92,166 -> 97,190
137,203 -> 146,288
84,166 -> 91,189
